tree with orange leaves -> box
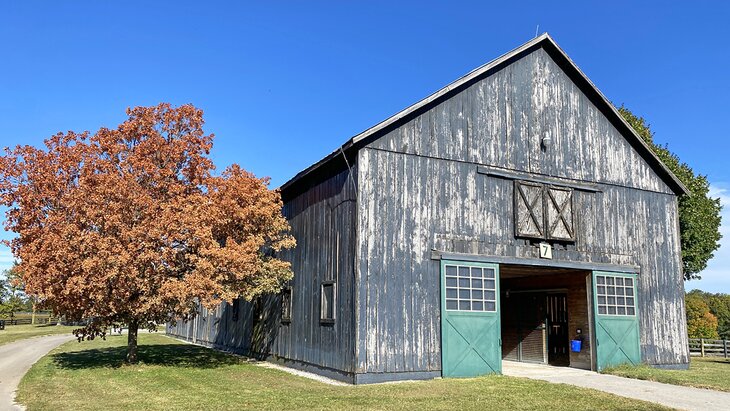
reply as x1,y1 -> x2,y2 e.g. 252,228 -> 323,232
0,103 -> 295,363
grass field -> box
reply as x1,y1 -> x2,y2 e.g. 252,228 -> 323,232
604,356 -> 730,392
17,334 -> 670,411
0,324 -> 77,346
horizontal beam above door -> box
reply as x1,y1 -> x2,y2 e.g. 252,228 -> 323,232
431,250 -> 640,274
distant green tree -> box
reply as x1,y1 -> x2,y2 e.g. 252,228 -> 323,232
0,277 -> 9,305
619,106 -> 722,280
0,266 -> 31,316
707,295 -> 730,340
685,292 -> 719,339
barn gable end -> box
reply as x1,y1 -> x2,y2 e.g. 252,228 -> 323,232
364,49 -> 676,196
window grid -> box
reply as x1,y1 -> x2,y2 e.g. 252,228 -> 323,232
596,275 -> 636,316
445,264 -> 496,312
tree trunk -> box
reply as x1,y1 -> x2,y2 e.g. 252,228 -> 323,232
31,301 -> 36,325
127,319 -> 139,364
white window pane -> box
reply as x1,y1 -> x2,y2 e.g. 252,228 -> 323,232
615,277 -> 624,286
626,297 -> 634,306
608,306 -> 616,315
444,264 -> 498,312
606,277 -> 615,285
597,286 -> 605,295
617,306 -> 626,315
596,276 -> 605,285
598,306 -> 607,314
625,278 -> 633,287
627,307 -> 635,315
446,266 -> 457,276
625,287 -> 634,296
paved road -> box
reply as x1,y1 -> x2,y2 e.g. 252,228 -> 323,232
0,334 -> 75,411
503,361 -> 730,411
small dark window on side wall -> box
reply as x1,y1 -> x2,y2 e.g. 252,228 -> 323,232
281,287 -> 292,323
320,281 -> 336,324
253,298 -> 264,324
231,298 -> 241,322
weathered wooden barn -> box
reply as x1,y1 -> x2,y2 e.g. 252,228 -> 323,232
167,34 -> 690,383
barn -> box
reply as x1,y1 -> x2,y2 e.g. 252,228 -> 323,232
167,34 -> 690,383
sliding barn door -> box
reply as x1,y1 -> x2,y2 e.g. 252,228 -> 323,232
441,260 -> 501,377
593,271 -> 641,371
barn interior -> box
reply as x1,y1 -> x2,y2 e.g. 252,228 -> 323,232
500,265 -> 592,370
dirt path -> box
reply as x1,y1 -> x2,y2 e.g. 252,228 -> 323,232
503,361 -> 730,411
0,333 -> 75,411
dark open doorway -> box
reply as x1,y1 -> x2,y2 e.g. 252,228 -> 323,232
501,291 -> 568,366
499,264 -> 592,369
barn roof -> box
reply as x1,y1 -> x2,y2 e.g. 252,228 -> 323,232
280,33 -> 689,199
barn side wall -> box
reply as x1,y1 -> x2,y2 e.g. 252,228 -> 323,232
168,167 -> 359,380
354,46 -> 688,376
166,300 -> 256,353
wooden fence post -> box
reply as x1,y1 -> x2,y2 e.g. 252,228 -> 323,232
700,339 -> 705,357
724,340 -> 728,359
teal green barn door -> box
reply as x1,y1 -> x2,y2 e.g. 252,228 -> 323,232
592,271 -> 641,371
441,260 -> 501,377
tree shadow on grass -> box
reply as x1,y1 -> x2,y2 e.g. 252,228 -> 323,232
703,359 -> 730,365
52,342 -> 243,370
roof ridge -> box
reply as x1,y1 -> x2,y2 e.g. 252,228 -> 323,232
280,34 -> 688,196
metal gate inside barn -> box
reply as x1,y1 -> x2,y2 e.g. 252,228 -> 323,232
501,291 -> 569,365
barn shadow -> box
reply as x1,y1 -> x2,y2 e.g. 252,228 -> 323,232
51,340 -> 243,370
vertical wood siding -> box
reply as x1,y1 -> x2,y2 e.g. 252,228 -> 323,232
274,167 -> 358,373
356,46 -> 687,374
167,299 -> 254,353
168,167 -> 358,374
366,48 -> 673,195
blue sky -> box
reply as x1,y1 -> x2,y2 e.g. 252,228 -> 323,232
0,1 -> 728,292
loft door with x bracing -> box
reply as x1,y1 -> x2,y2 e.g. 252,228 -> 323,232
441,260 -> 501,377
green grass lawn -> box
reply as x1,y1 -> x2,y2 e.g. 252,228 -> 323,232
0,324 -> 77,346
17,334 -> 671,411
604,356 -> 730,392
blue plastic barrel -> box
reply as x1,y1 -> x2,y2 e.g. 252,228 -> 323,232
570,339 -> 582,352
